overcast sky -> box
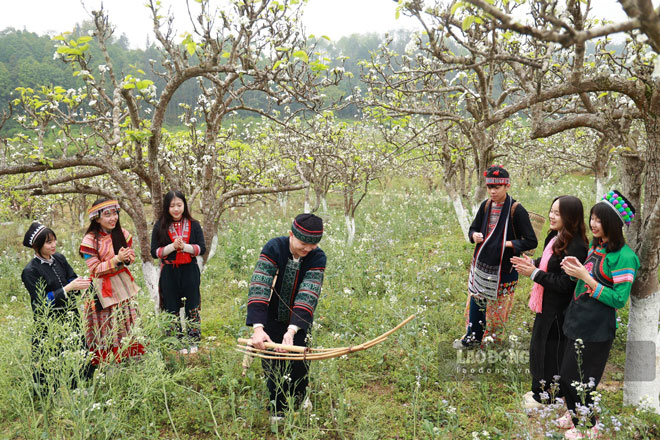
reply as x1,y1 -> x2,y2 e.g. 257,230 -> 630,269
0,0 -> 419,48
0,0 -> 639,49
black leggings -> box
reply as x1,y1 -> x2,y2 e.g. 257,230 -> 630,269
529,311 -> 567,402
262,322 -> 310,413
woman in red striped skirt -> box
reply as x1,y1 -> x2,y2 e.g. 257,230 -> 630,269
79,198 -> 144,364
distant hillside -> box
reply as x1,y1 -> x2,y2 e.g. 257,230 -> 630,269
0,25 -> 413,132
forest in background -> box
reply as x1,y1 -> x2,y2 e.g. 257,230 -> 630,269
0,24 -> 413,130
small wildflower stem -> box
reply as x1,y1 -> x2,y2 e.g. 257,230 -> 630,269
173,382 -> 221,439
163,384 -> 180,440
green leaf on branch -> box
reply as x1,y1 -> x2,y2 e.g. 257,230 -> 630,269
310,61 -> 328,72
451,1 -> 466,15
462,15 -> 475,31
136,80 -> 154,90
292,50 -> 308,63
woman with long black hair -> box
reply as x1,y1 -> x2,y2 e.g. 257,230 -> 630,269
150,190 -> 206,354
79,198 -> 144,364
511,195 -> 588,409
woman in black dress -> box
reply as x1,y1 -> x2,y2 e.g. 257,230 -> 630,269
150,191 -> 206,354
511,196 -> 588,409
21,222 -> 94,392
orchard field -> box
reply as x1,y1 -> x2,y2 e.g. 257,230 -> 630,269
0,174 -> 658,439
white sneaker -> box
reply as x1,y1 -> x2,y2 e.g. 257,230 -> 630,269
564,425 -> 599,439
189,346 -> 198,354
555,411 -> 574,429
523,391 -> 543,409
178,348 -> 189,355
453,338 -> 479,349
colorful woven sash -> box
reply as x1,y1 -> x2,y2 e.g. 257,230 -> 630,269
98,266 -> 134,298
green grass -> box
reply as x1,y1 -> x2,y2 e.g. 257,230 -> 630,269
0,175 -> 657,439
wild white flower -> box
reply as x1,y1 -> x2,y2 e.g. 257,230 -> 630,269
636,394 -> 654,412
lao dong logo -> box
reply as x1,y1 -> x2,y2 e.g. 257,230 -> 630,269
456,347 -> 529,366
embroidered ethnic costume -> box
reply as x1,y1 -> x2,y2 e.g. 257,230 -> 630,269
247,237 -> 325,332
468,196 -> 514,301
246,214 -> 326,414
150,218 -> 206,342
80,228 -> 144,364
563,243 -> 639,342
600,190 -> 635,227
23,221 -> 47,248
484,165 -> 510,186
87,200 -> 120,219
461,166 -> 538,346
560,242 -> 639,427
559,189 -> 640,429
21,223 -> 95,391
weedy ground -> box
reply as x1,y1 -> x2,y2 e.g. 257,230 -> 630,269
0,175 -> 657,439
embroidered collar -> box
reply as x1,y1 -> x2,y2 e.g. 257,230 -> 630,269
36,254 -> 54,265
